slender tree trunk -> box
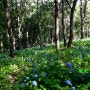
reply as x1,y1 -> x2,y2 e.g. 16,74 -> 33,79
15,0 -> 21,49
26,21 -> 29,48
30,30 -> 33,47
4,0 -> 14,58
62,0 -> 66,48
17,16 -> 22,49
37,0 -> 42,49
55,0 -> 60,51
80,0 -> 84,39
68,0 -> 77,47
50,29 -> 53,44
48,29 -> 50,43
80,0 -> 87,39
0,37 -> 3,53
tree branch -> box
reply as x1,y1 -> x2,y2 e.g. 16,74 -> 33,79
66,0 -> 72,9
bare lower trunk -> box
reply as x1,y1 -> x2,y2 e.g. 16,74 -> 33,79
37,0 -> 42,49
81,18 -> 85,39
68,0 -> 77,47
4,0 -> 14,58
0,37 -> 3,53
17,17 -> 23,49
55,0 -> 60,51
26,22 -> 29,48
80,0 -> 87,39
62,0 -> 66,48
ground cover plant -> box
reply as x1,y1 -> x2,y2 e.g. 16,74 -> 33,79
0,39 -> 90,90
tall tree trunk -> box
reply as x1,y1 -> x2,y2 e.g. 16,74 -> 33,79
68,0 -> 77,47
48,29 -> 51,43
26,21 -> 29,48
55,0 -> 60,51
50,29 -> 53,44
4,0 -> 14,58
30,30 -> 33,47
62,0 -> 66,48
15,0 -> 21,49
80,0 -> 87,39
37,0 -> 43,49
0,37 -> 3,53
17,16 -> 22,49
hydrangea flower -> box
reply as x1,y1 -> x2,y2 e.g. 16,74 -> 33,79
24,80 -> 27,82
72,86 -> 76,90
34,74 -> 38,78
88,50 -> 90,53
32,80 -> 37,86
0,60 -> 2,62
67,62 -> 72,67
26,82 -> 29,85
38,60 -> 42,63
26,77 -> 29,81
43,72 -> 47,77
29,59 -> 32,62
65,80 -> 71,85
69,68 -> 74,73
24,66 -> 27,70
21,82 -> 25,86
34,62 -> 38,66
79,54 -> 82,58
85,54 -> 89,56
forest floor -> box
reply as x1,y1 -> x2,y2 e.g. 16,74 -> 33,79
0,38 -> 90,90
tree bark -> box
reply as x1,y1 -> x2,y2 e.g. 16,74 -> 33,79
68,0 -> 77,47
62,0 -> 66,48
4,0 -> 14,58
37,0 -> 43,49
80,0 -> 87,39
0,37 -> 3,53
55,0 -> 60,51
26,21 -> 29,48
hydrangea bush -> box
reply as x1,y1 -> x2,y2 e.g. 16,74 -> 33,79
0,39 -> 90,89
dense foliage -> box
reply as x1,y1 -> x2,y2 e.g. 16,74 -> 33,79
0,39 -> 90,90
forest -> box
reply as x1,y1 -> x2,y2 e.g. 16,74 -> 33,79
0,0 -> 90,90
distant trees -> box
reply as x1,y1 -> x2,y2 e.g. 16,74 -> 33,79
1,0 -> 90,56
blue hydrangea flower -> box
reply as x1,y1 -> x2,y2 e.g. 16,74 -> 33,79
24,80 -> 27,82
34,74 -> 38,78
69,68 -> 74,73
21,82 -> 25,86
26,83 -> 29,85
38,60 -> 42,63
79,54 -> 82,58
34,63 -> 38,66
72,86 -> 76,90
88,50 -> 90,53
0,60 -> 2,62
67,62 -> 72,67
85,54 -> 89,56
32,68 -> 37,72
26,77 -> 29,81
24,66 -> 27,70
65,80 -> 71,85
44,72 -> 47,77
32,80 -> 37,86
29,59 -> 32,62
